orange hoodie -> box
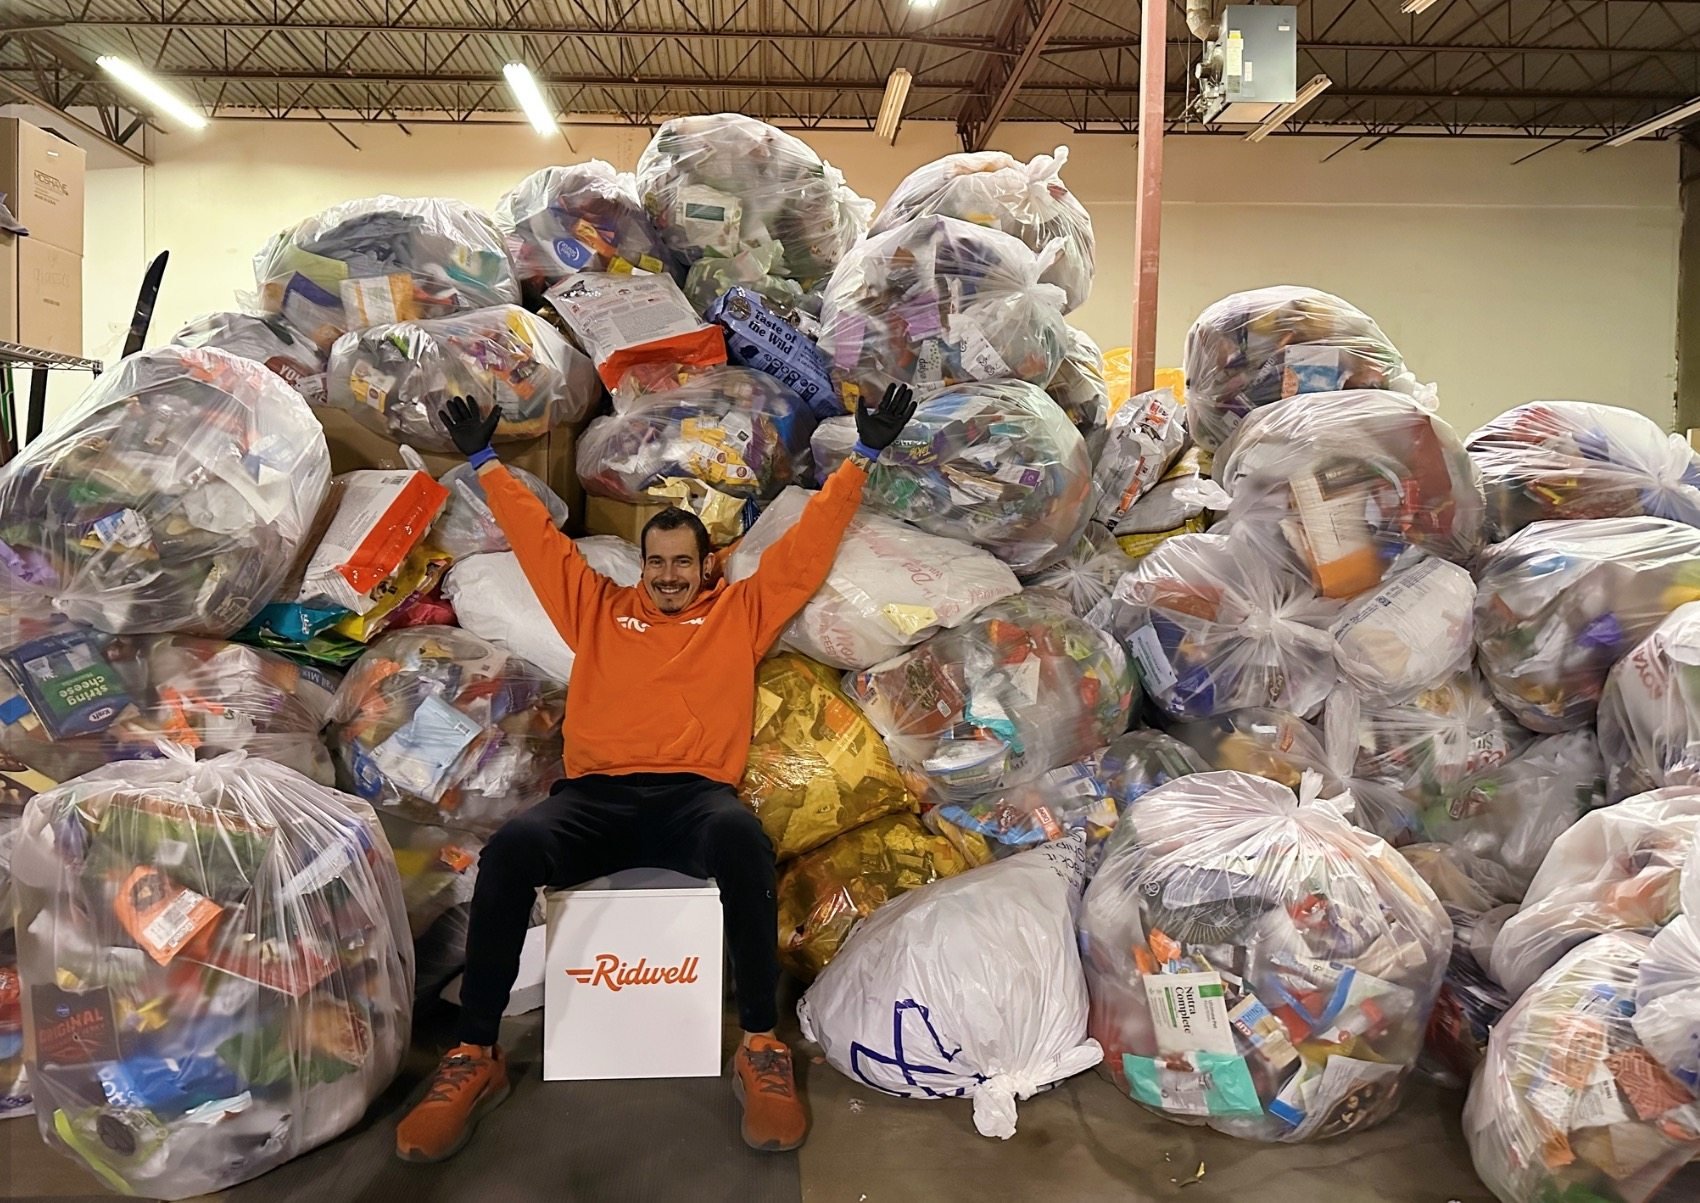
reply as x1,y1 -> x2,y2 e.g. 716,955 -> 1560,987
479,460 -> 869,785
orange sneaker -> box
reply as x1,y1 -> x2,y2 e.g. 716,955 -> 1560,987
732,1035 -> 808,1152
395,1043 -> 511,1163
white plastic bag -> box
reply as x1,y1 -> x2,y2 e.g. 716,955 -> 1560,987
1599,601 -> 1700,803
1330,557 -> 1475,705
798,836 -> 1102,1139
427,458 -> 569,559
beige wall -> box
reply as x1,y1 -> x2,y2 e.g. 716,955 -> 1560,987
62,118 -> 1682,436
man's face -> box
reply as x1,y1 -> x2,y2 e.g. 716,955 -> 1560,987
641,527 -> 710,614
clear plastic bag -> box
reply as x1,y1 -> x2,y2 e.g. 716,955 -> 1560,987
809,414 -> 857,480
855,379 -> 1092,574
1330,557 -> 1475,705
171,311 -> 326,401
1023,524 -> 1138,620
0,621 -> 340,788
324,305 -> 599,450
1489,788 -> 1700,1000
1097,729 -> 1211,811
930,758 -> 1123,865
726,486 -> 1019,669
741,654 -> 917,861
1468,400 -> 1700,542
326,626 -> 566,836
1474,517 -> 1700,733
1633,869 -> 1700,1095
1215,390 -> 1484,600
636,113 -> 870,296
494,160 -> 676,291
252,194 -> 519,349
1465,931 -> 1700,1203
1183,287 -> 1421,453
1092,388 -> 1189,534
799,836 -> 1102,1139
11,748 -> 412,1198
1,800 -> 29,1117
428,459 -> 569,559
846,595 -> 1137,805
1418,901 -> 1516,1089
1600,601 -> 1700,803
775,812 -> 968,980
1092,531 -> 1338,720
577,366 -> 815,504
1079,770 -> 1449,1142
1167,706 -> 1336,792
1046,326 -> 1111,442
817,215 -> 1068,410
0,347 -> 331,637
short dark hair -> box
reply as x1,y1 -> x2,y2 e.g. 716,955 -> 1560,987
640,506 -> 711,560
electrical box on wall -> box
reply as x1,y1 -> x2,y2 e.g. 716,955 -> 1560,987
1201,6 -> 1298,124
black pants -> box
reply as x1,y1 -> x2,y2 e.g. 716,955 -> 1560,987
455,772 -> 780,1047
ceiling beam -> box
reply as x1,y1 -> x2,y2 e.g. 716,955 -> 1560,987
962,0 -> 1075,151
0,74 -> 151,163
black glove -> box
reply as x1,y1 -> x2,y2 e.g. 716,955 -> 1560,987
853,383 -> 917,457
439,394 -> 501,463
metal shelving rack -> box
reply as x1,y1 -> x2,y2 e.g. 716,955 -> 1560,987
0,341 -> 103,464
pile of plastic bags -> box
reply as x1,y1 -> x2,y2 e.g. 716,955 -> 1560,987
495,161 -> 676,293
1599,601 -> 1700,803
10,749 -> 411,1198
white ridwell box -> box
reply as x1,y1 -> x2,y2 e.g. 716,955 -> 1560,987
543,868 -> 724,1080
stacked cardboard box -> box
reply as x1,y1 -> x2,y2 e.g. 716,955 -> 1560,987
0,118 -> 84,356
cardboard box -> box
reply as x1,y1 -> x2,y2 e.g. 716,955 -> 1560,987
0,118 -> 86,255
0,234 -> 82,355
582,494 -> 672,545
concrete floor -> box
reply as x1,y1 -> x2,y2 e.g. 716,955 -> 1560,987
6,997 -> 1699,1203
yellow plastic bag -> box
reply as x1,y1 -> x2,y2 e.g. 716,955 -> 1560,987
1103,345 -> 1184,421
776,813 -> 968,979
741,654 -> 916,860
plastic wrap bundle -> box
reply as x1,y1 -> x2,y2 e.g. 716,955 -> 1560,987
325,305 -> 597,450
636,114 -> 869,299
1215,390 -> 1484,600
494,161 -> 675,292
726,486 -> 1019,669
741,654 -> 917,860
1110,446 -> 1225,561
799,836 -> 1102,1139
1183,287 -> 1420,453
1097,729 -> 1211,812
428,459 -> 568,559
1468,401 -> 1700,541
1046,326 -> 1111,441
846,596 -> 1137,805
855,380 -> 1092,574
171,311 -> 326,400
1,799 -> 27,1117
1330,558 -> 1474,705
252,195 -> 518,349
442,539 -> 640,685
327,627 -> 565,836
0,625 -> 339,787
775,812 -> 968,979
1490,788 -> 1700,1001
1023,525 -> 1137,620
1474,517 -> 1700,733
1600,602 -> 1700,804
1079,771 -> 1450,1143
11,749 -> 411,1198
1092,387 -> 1189,535
577,367 -> 815,505
1465,931 -> 1700,1203
818,216 -> 1067,410
1092,531 -> 1338,720
0,347 -> 330,637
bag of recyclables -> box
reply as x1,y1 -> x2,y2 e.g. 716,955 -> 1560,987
1215,390 -> 1484,600
1329,558 -> 1475,706
1474,517 -> 1700,733
326,626 -> 565,837
11,748 -> 412,1198
494,160 -> 676,293
871,147 -> 1096,313
817,215 -> 1068,411
1092,387 -> 1189,535
1184,286 -> 1422,453
325,305 -> 598,450
0,347 -> 330,638
1465,930 -> 1700,1203
425,457 -> 569,560
854,379 -> 1092,575
1,802 -> 29,1117
171,311 -> 326,401
1467,400 -> 1700,542
1079,770 -> 1450,1143
726,486 -> 1020,670
1046,326 -> 1111,443
928,756 -> 1123,867
1600,602 -> 1700,804
252,195 -> 518,349
799,835 -> 1103,1139
1109,445 -> 1224,561
1023,524 -> 1138,620
1632,840 -> 1700,1096
846,595 -> 1137,805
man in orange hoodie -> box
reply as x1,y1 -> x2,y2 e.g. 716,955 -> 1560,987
395,383 -> 915,1164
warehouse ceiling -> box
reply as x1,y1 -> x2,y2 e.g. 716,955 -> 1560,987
1,0 -> 1698,155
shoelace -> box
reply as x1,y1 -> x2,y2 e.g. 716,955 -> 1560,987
422,1055 -> 484,1106
744,1047 -> 795,1098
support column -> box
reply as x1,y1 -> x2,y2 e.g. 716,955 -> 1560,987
1131,0 -> 1168,395
1678,141 -> 1700,436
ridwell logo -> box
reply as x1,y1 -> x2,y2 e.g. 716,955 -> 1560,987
565,953 -> 701,992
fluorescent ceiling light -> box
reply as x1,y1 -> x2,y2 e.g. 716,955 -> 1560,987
1245,74 -> 1333,142
503,62 -> 558,137
875,68 -> 914,143
96,55 -> 207,130
1400,0 -> 1441,14
1603,95 -> 1700,146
